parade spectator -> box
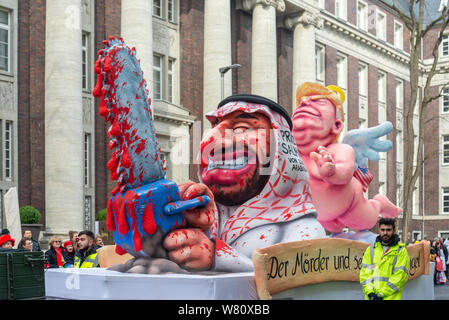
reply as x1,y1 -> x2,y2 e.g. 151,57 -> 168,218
360,218 -> 410,300
95,235 -> 104,247
0,234 -> 15,249
64,241 -> 75,265
74,231 -> 100,268
443,239 -> 449,278
68,230 -> 79,252
19,238 -> 33,251
45,237 -> 70,268
17,229 -> 41,251
405,232 -> 412,246
1,228 -> 10,235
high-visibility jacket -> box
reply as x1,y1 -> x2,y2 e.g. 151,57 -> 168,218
360,235 -> 410,300
74,247 -> 100,268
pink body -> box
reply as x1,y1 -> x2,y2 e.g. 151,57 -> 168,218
292,91 -> 401,232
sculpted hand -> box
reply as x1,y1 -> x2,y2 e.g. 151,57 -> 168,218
164,228 -> 214,270
178,181 -> 216,231
310,146 -> 336,179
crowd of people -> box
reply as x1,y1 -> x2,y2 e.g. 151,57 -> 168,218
0,228 -> 104,268
430,238 -> 449,285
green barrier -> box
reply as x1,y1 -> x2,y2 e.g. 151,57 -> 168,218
0,250 -> 46,300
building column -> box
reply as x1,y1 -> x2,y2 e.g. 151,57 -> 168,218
45,0 -> 83,234
285,10 -> 323,112
121,0 -> 153,98
243,0 -> 285,102
203,0 -> 232,131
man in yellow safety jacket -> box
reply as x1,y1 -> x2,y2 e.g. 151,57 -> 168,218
74,230 -> 100,268
360,217 -> 410,300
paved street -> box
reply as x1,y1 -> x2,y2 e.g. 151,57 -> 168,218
435,282 -> 449,300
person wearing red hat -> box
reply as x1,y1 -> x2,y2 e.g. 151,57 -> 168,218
63,241 -> 75,265
0,234 -> 15,249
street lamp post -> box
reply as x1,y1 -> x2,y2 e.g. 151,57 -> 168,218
219,64 -> 241,100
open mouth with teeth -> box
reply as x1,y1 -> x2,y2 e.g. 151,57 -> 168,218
201,149 -> 258,186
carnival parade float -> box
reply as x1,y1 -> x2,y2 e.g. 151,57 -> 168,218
45,39 -> 433,300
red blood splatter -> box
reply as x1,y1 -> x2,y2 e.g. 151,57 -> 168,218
99,98 -> 108,117
107,153 -> 119,172
142,202 -> 156,235
104,55 -> 111,72
215,238 -> 233,257
118,199 -> 130,235
121,147 -> 131,168
135,139 -> 146,154
106,197 -> 115,231
92,73 -> 104,97
115,244 -> 128,256
133,229 -> 142,252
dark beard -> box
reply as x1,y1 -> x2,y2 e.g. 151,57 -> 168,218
211,159 -> 270,206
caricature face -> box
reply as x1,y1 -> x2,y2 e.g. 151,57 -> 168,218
200,111 -> 271,206
292,95 -> 343,154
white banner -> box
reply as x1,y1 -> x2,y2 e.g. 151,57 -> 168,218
4,187 -> 22,248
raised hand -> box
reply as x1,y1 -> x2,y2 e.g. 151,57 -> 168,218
310,146 -> 336,179
178,181 -> 216,231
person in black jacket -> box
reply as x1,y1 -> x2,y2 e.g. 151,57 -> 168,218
63,241 -> 75,266
45,237 -> 70,268
17,230 -> 41,251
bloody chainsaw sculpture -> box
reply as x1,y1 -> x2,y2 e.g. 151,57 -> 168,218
93,37 -> 209,257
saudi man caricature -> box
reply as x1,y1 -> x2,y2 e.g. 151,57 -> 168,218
163,94 -> 326,272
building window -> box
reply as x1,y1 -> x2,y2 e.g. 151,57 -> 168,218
167,58 -> 174,103
412,231 -> 421,242
84,133 -> 91,187
335,0 -> 346,20
84,196 -> 92,230
394,21 -> 403,50
336,54 -> 347,90
318,0 -> 325,9
315,44 -> 325,84
5,121 -> 12,180
0,10 -> 10,72
378,72 -> 386,104
443,135 -> 449,165
153,0 -> 162,18
357,1 -> 368,31
442,34 -> 449,57
443,187 -> 449,214
377,11 -> 386,41
168,0 -> 175,23
154,0 -> 177,23
153,55 -> 162,100
396,79 -> 404,109
82,33 -> 88,90
358,63 -> 368,96
443,88 -> 449,113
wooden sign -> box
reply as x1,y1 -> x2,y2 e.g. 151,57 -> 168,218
252,238 -> 430,300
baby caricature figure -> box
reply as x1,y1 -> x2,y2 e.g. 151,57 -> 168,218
163,94 -> 326,272
291,82 -> 401,233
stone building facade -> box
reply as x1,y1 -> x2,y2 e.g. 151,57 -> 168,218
0,0 -> 448,242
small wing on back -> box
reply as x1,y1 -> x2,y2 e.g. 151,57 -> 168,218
93,37 -> 165,195
342,121 -> 393,170
343,121 -> 393,192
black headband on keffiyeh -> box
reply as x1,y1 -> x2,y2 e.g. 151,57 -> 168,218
217,94 -> 293,130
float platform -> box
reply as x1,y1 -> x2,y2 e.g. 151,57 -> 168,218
45,263 -> 435,300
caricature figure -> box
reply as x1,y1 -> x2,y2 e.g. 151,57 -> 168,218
164,94 -> 326,272
291,82 -> 401,233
